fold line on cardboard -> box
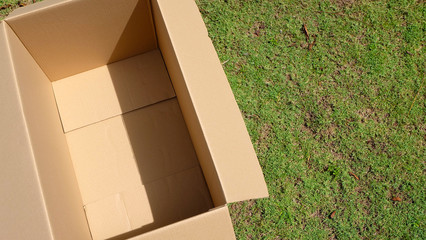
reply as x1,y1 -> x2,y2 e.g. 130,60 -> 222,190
64,95 -> 177,134
82,205 -> 94,240
3,20 -> 52,81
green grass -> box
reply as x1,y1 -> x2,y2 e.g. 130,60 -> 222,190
196,0 -> 425,239
0,0 -> 42,19
2,0 -> 425,239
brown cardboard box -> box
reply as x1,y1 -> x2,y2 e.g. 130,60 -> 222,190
0,0 -> 268,239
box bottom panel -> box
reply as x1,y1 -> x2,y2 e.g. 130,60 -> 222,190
65,98 -> 213,239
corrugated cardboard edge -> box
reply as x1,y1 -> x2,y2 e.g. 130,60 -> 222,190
0,21 -> 53,240
129,206 -> 236,240
153,0 -> 269,204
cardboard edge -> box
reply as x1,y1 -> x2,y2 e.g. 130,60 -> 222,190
5,0 -> 72,21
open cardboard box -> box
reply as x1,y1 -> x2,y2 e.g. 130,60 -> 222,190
0,0 -> 268,239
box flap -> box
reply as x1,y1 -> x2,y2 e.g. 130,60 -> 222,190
53,49 -> 176,132
153,0 -> 268,204
0,21 -> 53,240
129,206 -> 236,240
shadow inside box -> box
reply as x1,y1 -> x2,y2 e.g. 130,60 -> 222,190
63,46 -> 215,240
98,51 -> 214,239
104,97 -> 214,239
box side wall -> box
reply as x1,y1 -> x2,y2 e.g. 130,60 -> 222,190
151,0 -> 226,206
5,24 -> 91,240
129,206 -> 236,240
5,0 -> 157,81
153,0 -> 269,204
0,22 -> 52,240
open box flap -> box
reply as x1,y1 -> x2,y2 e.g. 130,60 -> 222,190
129,206 -> 236,240
153,0 -> 269,204
0,22 -> 53,240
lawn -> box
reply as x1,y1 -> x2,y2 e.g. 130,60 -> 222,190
2,0 -> 425,239
0,0 -> 42,19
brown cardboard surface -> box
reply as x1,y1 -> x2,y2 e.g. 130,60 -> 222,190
85,193 -> 134,240
86,167 -> 213,240
5,23 -> 91,240
53,49 -> 175,132
153,0 -> 269,204
129,206 -> 236,240
2,0 -> 269,238
5,0 -> 157,81
0,22 -> 53,240
66,98 -> 202,205
66,97 -> 213,238
152,0 -> 226,207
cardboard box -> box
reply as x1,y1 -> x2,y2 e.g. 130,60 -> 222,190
0,0 -> 268,239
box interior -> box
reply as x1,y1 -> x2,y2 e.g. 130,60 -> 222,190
4,0 -> 269,239
5,0 -> 217,239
